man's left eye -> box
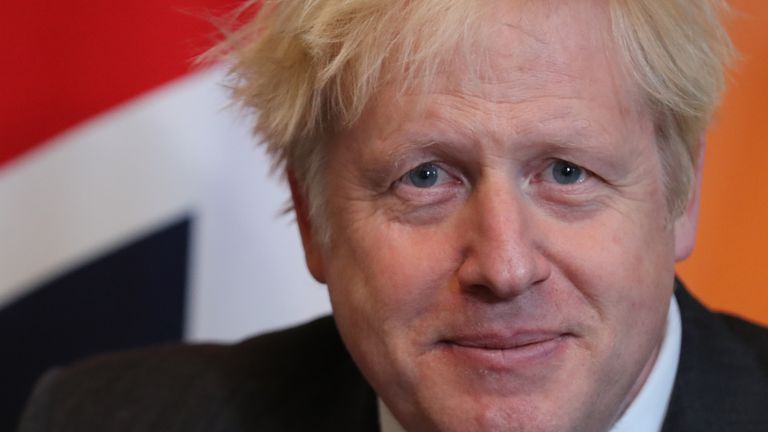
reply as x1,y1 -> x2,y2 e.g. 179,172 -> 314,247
546,160 -> 587,185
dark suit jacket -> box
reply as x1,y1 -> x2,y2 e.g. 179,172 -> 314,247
18,284 -> 768,432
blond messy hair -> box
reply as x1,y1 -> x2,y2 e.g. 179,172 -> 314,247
209,0 -> 733,240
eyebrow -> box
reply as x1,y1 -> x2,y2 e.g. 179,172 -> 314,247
381,137 -> 459,175
380,112 -> 609,161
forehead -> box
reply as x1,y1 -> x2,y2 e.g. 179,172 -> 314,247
339,0 -> 648,158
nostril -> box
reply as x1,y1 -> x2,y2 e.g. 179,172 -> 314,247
456,247 -> 552,302
461,283 -> 523,303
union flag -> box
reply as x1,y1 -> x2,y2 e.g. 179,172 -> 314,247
0,1 -> 328,429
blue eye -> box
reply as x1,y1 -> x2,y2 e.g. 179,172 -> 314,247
407,163 -> 441,188
551,160 -> 584,185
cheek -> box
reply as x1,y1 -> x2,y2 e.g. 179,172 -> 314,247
546,205 -> 676,324
325,219 -> 462,329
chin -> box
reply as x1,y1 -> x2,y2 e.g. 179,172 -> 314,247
406,393 -> 588,432
379,345 -> 618,432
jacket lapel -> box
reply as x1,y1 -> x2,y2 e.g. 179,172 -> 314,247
662,282 -> 768,431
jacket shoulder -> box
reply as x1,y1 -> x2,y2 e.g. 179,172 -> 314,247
719,312 -> 768,367
664,286 -> 768,431
18,316 -> 377,432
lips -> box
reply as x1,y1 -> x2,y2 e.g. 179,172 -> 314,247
439,331 -> 572,370
448,332 -> 565,349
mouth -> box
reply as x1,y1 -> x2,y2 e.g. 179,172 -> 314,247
439,332 -> 573,371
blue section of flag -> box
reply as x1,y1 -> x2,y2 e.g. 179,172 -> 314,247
0,217 -> 191,431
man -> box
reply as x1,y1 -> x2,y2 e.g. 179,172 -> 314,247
18,0 -> 768,431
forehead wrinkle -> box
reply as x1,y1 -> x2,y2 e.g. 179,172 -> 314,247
434,91 -> 603,145
376,113 -> 478,170
417,87 -> 594,131
499,21 -> 549,47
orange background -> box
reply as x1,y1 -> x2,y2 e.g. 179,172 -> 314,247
677,1 -> 768,326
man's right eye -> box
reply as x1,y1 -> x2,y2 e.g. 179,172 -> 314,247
401,162 -> 448,188
390,161 -> 465,218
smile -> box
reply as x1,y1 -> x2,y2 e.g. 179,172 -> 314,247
439,332 -> 573,371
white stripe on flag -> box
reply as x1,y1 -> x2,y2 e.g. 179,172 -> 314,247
0,66 -> 330,341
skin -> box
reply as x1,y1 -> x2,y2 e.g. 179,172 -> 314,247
291,1 -> 701,430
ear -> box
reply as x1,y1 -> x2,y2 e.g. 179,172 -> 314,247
673,141 -> 706,262
288,171 -> 327,283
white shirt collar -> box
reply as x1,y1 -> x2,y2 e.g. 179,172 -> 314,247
378,296 -> 682,432
378,398 -> 407,432
609,295 -> 681,432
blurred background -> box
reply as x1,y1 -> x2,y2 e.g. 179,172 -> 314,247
1,0 -> 766,430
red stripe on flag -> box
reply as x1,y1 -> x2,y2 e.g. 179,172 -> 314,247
0,0 -> 237,167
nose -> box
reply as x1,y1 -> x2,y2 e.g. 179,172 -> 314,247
456,177 -> 551,301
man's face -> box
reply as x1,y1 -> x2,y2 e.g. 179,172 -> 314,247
299,1 -> 695,431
